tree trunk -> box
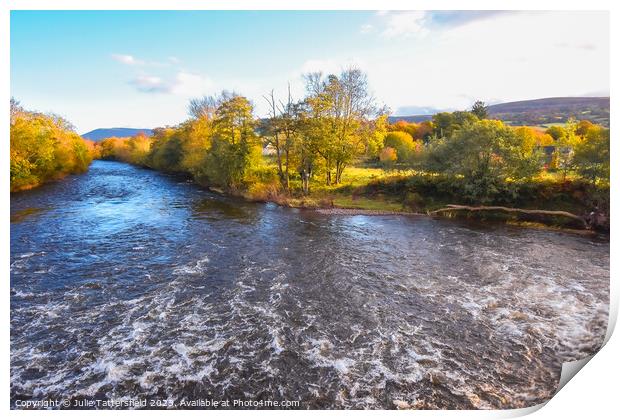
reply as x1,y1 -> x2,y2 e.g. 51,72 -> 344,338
284,149 -> 290,191
274,133 -> 285,186
335,161 -> 346,184
429,204 -> 587,228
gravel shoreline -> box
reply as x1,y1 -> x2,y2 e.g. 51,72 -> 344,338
313,208 -> 424,216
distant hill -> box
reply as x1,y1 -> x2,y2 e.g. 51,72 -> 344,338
388,115 -> 434,124
488,97 -> 609,127
390,97 -> 610,127
81,128 -> 154,141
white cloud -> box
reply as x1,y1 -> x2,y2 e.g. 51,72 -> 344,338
380,11 -> 429,38
129,71 -> 213,96
114,52 -> 212,96
368,11 -> 515,40
169,71 -> 213,96
102,11 -> 607,125
111,54 -> 144,66
366,11 -> 609,114
299,57 -> 366,75
112,53 -> 177,67
300,58 -> 341,75
360,24 -> 375,34
130,74 -> 170,93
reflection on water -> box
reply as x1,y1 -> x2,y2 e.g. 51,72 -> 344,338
191,197 -> 254,221
10,160 -> 609,409
10,207 -> 49,223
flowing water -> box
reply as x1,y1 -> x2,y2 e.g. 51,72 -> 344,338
10,160 -> 609,409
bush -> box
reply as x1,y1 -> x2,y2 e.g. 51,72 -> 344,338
379,147 -> 397,164
383,131 -> 416,163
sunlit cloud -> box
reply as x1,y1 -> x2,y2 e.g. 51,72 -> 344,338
372,11 -> 608,113
111,53 -> 177,67
365,11 -> 515,39
111,54 -> 145,66
130,74 -> 170,93
380,11 -> 429,38
169,71 -> 213,96
129,71 -> 213,96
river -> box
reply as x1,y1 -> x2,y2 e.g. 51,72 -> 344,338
10,160 -> 609,409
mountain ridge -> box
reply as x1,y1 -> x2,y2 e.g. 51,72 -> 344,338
83,97 -> 610,137
81,127 -> 154,141
390,96 -> 610,127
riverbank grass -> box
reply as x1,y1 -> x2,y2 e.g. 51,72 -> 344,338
244,161 -> 607,229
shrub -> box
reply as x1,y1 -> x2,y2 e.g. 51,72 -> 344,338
383,131 -> 416,163
379,146 -> 397,164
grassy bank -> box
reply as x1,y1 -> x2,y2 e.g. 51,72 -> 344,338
238,163 -> 608,230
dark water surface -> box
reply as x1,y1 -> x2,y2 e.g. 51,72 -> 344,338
10,160 -> 609,409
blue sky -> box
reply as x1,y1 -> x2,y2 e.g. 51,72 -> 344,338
11,10 -> 609,133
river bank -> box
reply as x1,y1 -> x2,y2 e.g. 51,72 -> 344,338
219,183 -> 604,232
95,157 -> 607,231
14,156 -> 605,231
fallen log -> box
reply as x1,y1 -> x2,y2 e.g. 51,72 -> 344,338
428,204 -> 588,228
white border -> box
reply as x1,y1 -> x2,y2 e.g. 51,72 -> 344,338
2,1 -> 616,419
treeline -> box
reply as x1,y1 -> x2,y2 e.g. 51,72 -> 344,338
41,67 -> 607,226
99,69 -> 386,197
99,69 -> 609,208
377,107 -> 609,203
98,92 -> 266,194
10,99 -> 97,192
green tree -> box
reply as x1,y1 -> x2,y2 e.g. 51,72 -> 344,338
205,95 -> 259,190
573,126 -> 610,184
425,120 -> 541,202
471,100 -> 489,119
553,119 -> 580,181
432,111 -> 478,138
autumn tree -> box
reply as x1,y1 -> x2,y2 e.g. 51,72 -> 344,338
414,121 -> 434,141
10,101 -> 94,191
383,131 -> 418,163
379,146 -> 397,165
361,112 -> 388,158
204,95 -> 260,190
573,125 -> 610,184
302,68 -> 378,185
545,125 -> 566,141
263,86 -> 303,190
575,120 -> 595,137
553,119 -> 581,181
